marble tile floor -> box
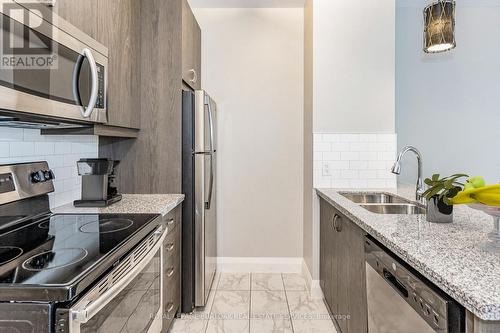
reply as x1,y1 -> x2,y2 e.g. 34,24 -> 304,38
170,273 -> 338,333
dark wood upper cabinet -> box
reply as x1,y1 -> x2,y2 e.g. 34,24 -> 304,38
182,0 -> 201,90
319,198 -> 368,333
96,0 -> 141,129
52,0 -> 98,39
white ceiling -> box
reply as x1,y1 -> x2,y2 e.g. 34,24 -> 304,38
188,0 -> 305,8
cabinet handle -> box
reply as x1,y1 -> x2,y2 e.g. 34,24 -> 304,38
166,267 -> 175,277
166,302 -> 175,312
165,243 -> 175,252
188,69 -> 198,83
333,214 -> 342,232
166,218 -> 175,226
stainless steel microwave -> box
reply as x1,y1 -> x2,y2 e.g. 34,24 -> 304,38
0,0 -> 108,128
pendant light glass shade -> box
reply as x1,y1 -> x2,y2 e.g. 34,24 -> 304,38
423,0 -> 456,53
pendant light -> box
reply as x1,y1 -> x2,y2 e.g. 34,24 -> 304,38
423,0 -> 456,53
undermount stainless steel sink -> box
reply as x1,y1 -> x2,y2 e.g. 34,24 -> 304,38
340,192 -> 426,215
360,204 -> 426,215
340,192 -> 411,204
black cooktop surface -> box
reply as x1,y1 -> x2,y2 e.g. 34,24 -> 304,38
0,213 -> 160,301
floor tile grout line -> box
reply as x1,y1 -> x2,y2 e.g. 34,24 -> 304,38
282,273 -> 296,333
249,273 -> 252,333
204,274 -> 220,333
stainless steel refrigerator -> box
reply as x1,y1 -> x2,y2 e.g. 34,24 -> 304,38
182,90 -> 217,312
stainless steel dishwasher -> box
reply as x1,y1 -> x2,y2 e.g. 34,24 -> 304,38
365,236 -> 465,333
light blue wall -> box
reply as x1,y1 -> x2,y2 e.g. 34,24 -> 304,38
396,2 -> 500,185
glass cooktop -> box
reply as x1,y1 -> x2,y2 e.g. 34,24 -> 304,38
0,213 -> 159,288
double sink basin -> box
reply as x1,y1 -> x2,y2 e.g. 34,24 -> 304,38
340,192 -> 426,215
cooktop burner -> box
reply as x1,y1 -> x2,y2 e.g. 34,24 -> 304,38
0,246 -> 23,265
0,213 -> 160,294
22,248 -> 88,271
79,218 -> 134,234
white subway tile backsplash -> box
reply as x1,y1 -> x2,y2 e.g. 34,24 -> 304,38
0,127 -> 23,141
0,143 -> 8,157
10,142 -> 35,156
359,134 -> 377,142
340,134 -> 359,142
313,133 -> 323,142
328,161 -> 350,170
349,142 -> 370,152
350,160 -> 368,170
341,152 -> 359,161
322,134 -> 340,143
313,142 -> 331,152
0,128 -> 98,208
331,142 -> 350,152
323,151 -> 341,161
341,170 -> 358,179
314,133 -> 397,189
359,152 -> 378,160
34,142 -> 55,155
359,170 -> 378,179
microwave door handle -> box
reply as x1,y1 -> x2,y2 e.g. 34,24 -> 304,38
72,54 -> 84,108
80,48 -> 99,118
71,226 -> 168,324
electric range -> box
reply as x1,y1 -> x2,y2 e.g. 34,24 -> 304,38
0,162 -> 167,333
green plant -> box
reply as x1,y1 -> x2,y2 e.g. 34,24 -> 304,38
422,174 -> 469,205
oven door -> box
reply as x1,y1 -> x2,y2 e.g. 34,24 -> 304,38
0,1 -> 107,124
66,225 -> 167,333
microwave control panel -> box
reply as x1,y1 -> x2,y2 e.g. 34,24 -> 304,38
96,64 -> 105,109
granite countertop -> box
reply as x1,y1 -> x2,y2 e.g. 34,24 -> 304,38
316,187 -> 500,321
53,194 -> 185,217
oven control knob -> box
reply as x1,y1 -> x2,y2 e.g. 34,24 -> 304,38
31,171 -> 45,183
44,170 -> 55,181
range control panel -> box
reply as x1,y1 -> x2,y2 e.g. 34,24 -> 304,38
0,162 -> 55,205
0,173 -> 15,194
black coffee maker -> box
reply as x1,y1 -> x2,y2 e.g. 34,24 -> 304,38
74,158 -> 122,207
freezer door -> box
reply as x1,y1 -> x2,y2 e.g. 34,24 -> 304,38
194,90 -> 217,154
194,152 -> 217,307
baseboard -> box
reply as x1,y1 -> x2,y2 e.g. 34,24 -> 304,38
302,259 -> 324,300
217,257 -> 303,273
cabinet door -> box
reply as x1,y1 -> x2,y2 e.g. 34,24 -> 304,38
330,206 -> 368,333
182,0 -> 201,90
97,0 -> 141,129
345,218 -> 368,333
53,0 -> 98,39
320,199 -> 334,312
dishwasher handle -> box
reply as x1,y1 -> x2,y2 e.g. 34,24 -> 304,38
383,268 -> 409,298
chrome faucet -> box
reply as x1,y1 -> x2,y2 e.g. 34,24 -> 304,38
391,146 -> 425,203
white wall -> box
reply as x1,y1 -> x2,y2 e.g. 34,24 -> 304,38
313,0 -> 396,133
396,1 -> 500,184
305,0 -> 396,283
192,8 -> 304,259
0,128 -> 98,208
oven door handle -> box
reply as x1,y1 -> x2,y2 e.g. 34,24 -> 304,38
70,225 -> 168,325
80,48 -> 99,118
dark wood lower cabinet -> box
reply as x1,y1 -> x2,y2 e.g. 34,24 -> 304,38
319,198 -> 368,333
162,207 -> 182,332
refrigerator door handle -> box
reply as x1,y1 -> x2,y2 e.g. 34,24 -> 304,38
205,153 -> 214,210
205,94 -> 215,152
